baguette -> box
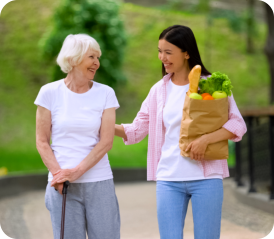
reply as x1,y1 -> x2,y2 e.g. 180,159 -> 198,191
187,65 -> 201,96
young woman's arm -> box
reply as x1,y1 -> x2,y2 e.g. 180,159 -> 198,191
186,128 -> 235,161
50,108 -> 116,187
115,124 -> 127,140
115,91 -> 150,145
186,94 -> 247,161
221,94 -> 247,141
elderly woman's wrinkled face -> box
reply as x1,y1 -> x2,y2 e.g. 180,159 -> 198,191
74,48 -> 100,80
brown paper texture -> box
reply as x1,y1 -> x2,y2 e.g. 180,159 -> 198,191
179,94 -> 229,160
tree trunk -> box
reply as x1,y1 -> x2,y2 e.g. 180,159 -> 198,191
247,0 -> 255,53
264,3 -> 274,103
202,0 -> 212,70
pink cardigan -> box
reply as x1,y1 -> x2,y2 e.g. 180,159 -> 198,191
122,73 -> 247,181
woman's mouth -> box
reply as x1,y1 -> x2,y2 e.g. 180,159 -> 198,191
164,63 -> 172,69
88,69 -> 96,74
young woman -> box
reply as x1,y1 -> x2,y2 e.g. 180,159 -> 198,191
115,25 -> 247,239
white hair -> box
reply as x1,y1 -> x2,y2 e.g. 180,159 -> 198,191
56,34 -> 102,73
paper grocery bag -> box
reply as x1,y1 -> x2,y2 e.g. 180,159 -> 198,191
179,94 -> 229,160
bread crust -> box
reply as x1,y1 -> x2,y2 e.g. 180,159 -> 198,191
187,65 -> 201,96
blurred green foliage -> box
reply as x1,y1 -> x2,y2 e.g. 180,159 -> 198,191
197,0 -> 211,13
228,140 -> 235,167
166,0 -> 184,11
210,8 -> 258,37
40,0 -> 127,87
159,0 -> 258,42
0,2 -> 269,172
210,9 -> 244,33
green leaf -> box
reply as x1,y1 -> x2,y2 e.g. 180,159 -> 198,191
199,71 -> 233,96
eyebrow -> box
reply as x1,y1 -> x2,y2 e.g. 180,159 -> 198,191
158,48 -> 172,52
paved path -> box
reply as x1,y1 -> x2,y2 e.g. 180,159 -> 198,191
0,179 -> 274,239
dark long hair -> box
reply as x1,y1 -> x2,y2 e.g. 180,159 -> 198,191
159,25 -> 211,77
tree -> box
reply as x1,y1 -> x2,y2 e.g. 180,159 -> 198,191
263,3 -> 274,103
246,0 -> 256,53
40,0 -> 127,87
200,0 -> 212,71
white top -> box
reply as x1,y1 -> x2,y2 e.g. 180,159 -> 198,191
34,79 -> 120,183
156,79 -> 222,181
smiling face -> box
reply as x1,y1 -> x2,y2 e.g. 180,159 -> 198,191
158,39 -> 190,74
73,48 -> 100,80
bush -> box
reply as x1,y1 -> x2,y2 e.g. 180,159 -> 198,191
40,0 -> 127,87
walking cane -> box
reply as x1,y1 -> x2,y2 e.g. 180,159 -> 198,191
60,180 -> 70,239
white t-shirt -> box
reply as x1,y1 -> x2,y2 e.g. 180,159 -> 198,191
34,79 -> 120,183
156,79 -> 222,181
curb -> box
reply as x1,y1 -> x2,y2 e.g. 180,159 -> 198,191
0,173 -> 48,199
226,178 -> 274,215
0,168 -> 147,200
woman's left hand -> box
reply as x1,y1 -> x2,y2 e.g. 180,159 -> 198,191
50,168 -> 81,187
185,135 -> 208,161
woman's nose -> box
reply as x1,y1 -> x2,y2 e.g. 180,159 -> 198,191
162,53 -> 167,61
94,59 -> 100,67
159,53 -> 164,61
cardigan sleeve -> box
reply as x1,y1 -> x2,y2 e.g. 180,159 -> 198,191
222,94 -> 247,142
121,92 -> 150,145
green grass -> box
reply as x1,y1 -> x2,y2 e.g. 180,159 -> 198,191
0,137 -> 148,172
0,136 -> 234,171
108,137 -> 148,168
0,1 -> 268,173
0,147 -> 47,173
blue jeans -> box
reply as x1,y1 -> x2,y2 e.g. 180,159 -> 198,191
156,179 -> 223,239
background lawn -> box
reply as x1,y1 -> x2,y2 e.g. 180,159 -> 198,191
0,1 -> 268,172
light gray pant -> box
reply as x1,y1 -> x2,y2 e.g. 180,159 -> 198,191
45,179 -> 120,239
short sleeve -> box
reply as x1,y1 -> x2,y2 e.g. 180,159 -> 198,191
34,85 -> 52,111
104,87 -> 120,110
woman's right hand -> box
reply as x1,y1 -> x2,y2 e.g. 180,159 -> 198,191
53,182 -> 64,195
51,170 -> 64,195
115,124 -> 127,140
51,168 -> 82,186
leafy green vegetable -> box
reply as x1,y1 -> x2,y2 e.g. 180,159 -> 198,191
199,72 -> 233,96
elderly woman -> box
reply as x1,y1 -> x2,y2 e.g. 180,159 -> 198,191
35,34 -> 120,239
